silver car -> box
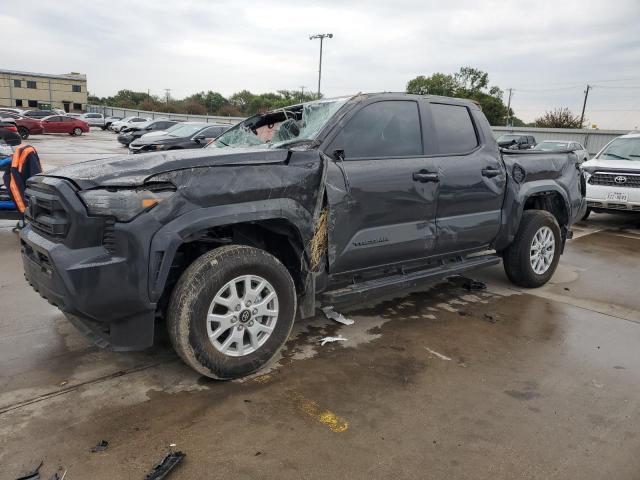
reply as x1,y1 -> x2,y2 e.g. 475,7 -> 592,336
533,140 -> 589,163
79,112 -> 105,127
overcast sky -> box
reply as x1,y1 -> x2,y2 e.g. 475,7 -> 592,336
2,0 -> 640,128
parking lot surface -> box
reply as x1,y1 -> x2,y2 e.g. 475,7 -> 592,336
1,131 -> 640,479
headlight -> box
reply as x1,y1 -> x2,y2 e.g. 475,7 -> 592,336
79,187 -> 174,221
582,170 -> 592,182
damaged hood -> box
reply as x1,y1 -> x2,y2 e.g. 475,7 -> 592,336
45,147 -> 290,189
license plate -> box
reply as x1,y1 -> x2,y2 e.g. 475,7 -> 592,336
606,192 -> 628,202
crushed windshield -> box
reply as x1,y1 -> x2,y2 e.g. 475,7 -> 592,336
212,97 -> 349,149
598,137 -> 640,161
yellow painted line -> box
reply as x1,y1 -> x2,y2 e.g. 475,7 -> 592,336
289,391 -> 349,433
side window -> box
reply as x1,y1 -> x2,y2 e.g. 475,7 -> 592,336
201,126 -> 224,138
14,80 -> 21,88
333,101 -> 422,159
48,116 -> 61,122
28,100 -> 38,108
528,136 -> 535,144
26,81 -> 37,89
430,103 -> 478,154
72,85 -> 82,93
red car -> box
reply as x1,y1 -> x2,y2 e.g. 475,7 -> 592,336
0,112 -> 44,139
41,115 -> 90,136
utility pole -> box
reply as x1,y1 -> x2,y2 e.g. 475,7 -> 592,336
164,88 -> 171,106
580,85 -> 591,128
300,86 -> 306,101
505,88 -> 513,127
309,33 -> 333,99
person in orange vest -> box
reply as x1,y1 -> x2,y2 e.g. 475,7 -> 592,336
2,144 -> 43,222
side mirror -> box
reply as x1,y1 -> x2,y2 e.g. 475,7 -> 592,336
333,149 -> 345,161
145,126 -> 152,130
194,134 -> 206,142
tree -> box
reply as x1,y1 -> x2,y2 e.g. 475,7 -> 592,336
406,66 -> 509,125
534,108 -> 582,128
406,73 -> 458,96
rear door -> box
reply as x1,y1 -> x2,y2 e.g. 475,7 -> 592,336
325,98 -> 438,274
427,102 -> 506,254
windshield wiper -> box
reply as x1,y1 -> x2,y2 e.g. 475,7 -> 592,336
603,152 -> 629,160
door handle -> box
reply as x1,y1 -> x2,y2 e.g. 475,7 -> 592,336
481,167 -> 501,178
412,170 -> 439,183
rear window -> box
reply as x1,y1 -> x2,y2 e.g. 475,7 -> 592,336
430,103 -> 478,155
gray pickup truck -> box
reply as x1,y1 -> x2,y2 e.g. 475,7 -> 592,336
20,93 -> 585,379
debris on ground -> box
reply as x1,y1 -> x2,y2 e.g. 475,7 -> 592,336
462,280 -> 486,291
144,451 -> 186,480
309,208 -> 328,270
484,313 -> 497,323
319,335 -> 348,346
424,347 -> 452,361
321,306 -> 354,325
15,461 -> 43,480
90,440 -> 109,453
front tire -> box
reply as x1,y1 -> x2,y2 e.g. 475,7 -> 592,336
167,245 -> 296,380
72,127 -> 82,136
503,210 -> 561,288
18,127 -> 29,140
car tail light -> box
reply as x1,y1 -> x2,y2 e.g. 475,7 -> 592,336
4,125 -> 17,132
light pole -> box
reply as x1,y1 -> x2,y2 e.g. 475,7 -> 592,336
309,33 -> 333,99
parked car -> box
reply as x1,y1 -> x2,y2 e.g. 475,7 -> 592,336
110,116 -> 150,133
102,116 -> 123,130
0,107 -> 25,115
533,140 -> 589,162
79,113 -> 105,127
22,109 -> 57,119
581,132 -> 640,219
128,122 -> 229,153
496,134 -> 536,150
0,112 -> 44,139
66,113 -> 83,118
40,116 -> 90,136
0,121 -> 21,146
20,93 -> 585,379
117,119 -> 180,146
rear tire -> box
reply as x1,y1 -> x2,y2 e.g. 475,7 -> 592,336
503,210 -> 561,288
18,127 -> 29,140
167,245 -> 296,380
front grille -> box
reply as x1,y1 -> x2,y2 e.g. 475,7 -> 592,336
589,172 -> 640,188
25,185 -> 69,240
588,200 -> 640,211
102,217 -> 116,253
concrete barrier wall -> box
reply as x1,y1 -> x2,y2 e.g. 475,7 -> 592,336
492,126 -> 630,156
87,105 -> 244,125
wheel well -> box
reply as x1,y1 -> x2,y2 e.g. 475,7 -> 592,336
158,219 -> 307,314
523,191 -> 568,226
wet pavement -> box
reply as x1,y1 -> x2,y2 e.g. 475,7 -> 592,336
1,134 -> 640,478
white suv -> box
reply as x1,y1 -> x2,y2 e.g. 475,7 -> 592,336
582,132 -> 640,218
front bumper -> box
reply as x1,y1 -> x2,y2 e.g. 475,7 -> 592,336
20,177 -> 160,350
585,184 -> 640,212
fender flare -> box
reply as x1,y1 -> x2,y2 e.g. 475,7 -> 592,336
147,198 -> 313,301
495,180 -> 571,251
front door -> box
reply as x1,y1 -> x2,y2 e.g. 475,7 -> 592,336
42,116 -> 64,133
427,102 -> 506,254
325,99 -> 438,274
